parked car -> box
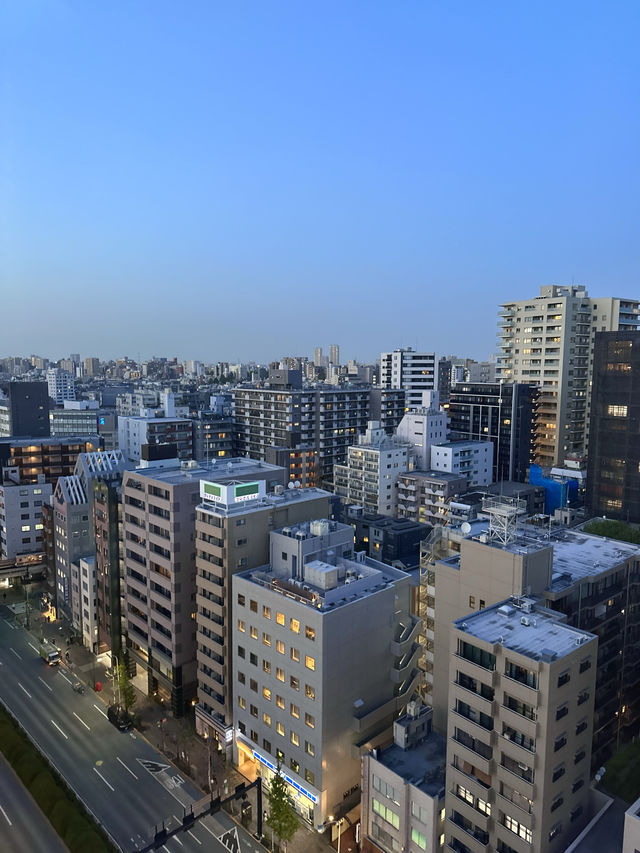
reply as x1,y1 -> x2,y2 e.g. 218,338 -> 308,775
107,704 -> 133,731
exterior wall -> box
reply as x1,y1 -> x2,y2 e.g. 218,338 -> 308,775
397,472 -> 468,526
47,369 -> 76,404
335,442 -> 410,516
381,350 -> 438,410
430,442 -> 494,488
0,480 -> 51,559
623,799 -> 640,853
93,479 -> 124,659
0,382 -> 50,438
0,438 -> 100,485
53,488 -> 93,624
50,409 -> 99,436
118,417 -> 193,463
396,408 -> 448,470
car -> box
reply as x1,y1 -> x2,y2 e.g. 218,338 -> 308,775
107,704 -> 133,731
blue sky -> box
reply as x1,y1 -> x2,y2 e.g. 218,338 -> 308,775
2,1 -> 639,363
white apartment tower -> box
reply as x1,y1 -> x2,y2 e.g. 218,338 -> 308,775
380,348 -> 438,410
47,368 -> 76,404
496,284 -> 639,466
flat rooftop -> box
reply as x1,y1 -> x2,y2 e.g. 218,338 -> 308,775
0,435 -> 99,447
455,598 -> 595,661
375,730 -> 446,798
128,457 -> 284,486
401,469 -> 467,483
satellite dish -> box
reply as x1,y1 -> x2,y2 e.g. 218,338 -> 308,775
460,522 -> 472,536
288,482 -> 295,489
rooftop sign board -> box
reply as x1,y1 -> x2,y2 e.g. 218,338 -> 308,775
200,480 -> 265,505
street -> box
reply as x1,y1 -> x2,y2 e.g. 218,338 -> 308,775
0,604 -> 266,853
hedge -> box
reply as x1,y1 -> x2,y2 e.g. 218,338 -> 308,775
0,705 -> 117,852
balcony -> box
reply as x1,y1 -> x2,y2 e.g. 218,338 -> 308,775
448,813 -> 489,852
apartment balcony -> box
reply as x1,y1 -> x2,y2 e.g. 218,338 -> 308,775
447,815 -> 489,853
449,795 -> 491,834
452,680 -> 495,715
494,791 -> 534,828
450,734 -> 492,777
496,760 -> 535,800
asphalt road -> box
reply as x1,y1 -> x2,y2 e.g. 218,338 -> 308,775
0,752 -> 69,853
0,605 -> 265,853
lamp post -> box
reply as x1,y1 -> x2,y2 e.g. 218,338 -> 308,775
203,731 -> 213,793
326,816 -> 344,853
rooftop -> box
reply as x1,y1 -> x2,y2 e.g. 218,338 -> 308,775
400,469 -> 467,483
374,729 -> 447,799
0,435 -> 100,448
198,485 -> 331,518
455,597 -> 596,661
128,457 -> 284,486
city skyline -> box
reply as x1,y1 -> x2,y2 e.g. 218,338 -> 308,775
3,2 -> 639,361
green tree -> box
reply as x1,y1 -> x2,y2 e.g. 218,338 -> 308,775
117,654 -> 136,713
266,763 -> 299,849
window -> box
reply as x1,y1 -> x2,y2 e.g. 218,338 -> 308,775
263,713 -> 272,727
262,687 -> 271,701
276,748 -> 284,762
576,719 -> 588,736
276,612 -> 285,626
238,645 -> 245,659
572,777 -> 584,793
554,734 -> 567,752
290,731 -> 300,746
290,676 -> 300,691
305,655 -> 315,671
607,404 -> 628,417
238,672 -> 246,684
372,799 -> 399,829
556,703 -> 568,720
263,605 -> 271,620
290,618 -> 300,634
577,690 -> 590,706
469,595 -> 476,609
237,620 -> 246,633
305,740 -> 315,756
276,667 -> 285,682
503,814 -> 532,843
263,660 -> 271,674
290,647 -> 300,662
290,703 -> 300,719
276,640 -> 285,655
411,829 -> 427,850
238,696 -> 246,709
305,768 -> 315,785
276,695 -> 285,709
250,704 -> 258,718
571,805 -> 583,822
290,758 -> 299,773
580,657 -> 591,673
575,748 -> 586,765
237,594 -> 245,607
549,823 -> 562,842
551,795 -> 564,812
250,600 -> 257,612
373,775 -> 398,802
557,671 -> 571,687
305,625 -> 315,641
263,738 -> 271,753
250,652 -> 258,666
250,626 -> 258,640
276,722 -> 285,736
250,679 -> 258,692
305,684 -> 315,700
263,633 -> 271,647
250,729 -> 258,743
552,764 -> 566,783
305,713 -> 315,728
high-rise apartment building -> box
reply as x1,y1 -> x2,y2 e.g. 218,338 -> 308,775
0,381 -> 50,438
396,470 -> 468,527
117,415 -> 193,463
427,500 -> 640,770
123,458 -> 286,716
231,520 -> 420,827
446,598 -> 596,853
47,368 -> 76,404
395,399 -> 448,469
587,332 -> 640,522
329,344 -> 340,366
334,421 -> 411,515
496,285 -> 639,466
446,382 -> 536,482
0,469 -> 52,560
430,441 -> 493,488
195,480 -> 331,751
84,357 -> 101,377
0,436 -> 101,485
381,348 -> 438,410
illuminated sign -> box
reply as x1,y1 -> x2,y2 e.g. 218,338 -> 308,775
200,480 -> 265,504
252,750 -> 317,803
203,482 -> 222,498
233,482 -> 260,501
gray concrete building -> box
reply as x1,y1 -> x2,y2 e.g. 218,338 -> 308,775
195,480 -> 331,749
446,598 -> 597,853
0,381 -> 50,438
0,468 -> 52,560
231,520 -> 421,828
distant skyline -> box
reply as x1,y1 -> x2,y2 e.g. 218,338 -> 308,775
2,2 -> 639,362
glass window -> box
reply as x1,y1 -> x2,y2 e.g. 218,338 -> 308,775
237,594 -> 245,606
276,612 -> 285,626
276,722 -> 285,736
262,713 -> 271,727
250,626 -> 258,640
250,600 -> 258,612
305,712 -> 315,728
305,655 -> 315,671
263,633 -> 271,647
305,684 -> 315,700
276,667 -> 285,682
263,605 -> 271,620
372,798 -> 400,829
290,647 -> 300,662
411,829 -> 427,850
262,687 -> 271,701
305,740 -> 315,756
238,696 -> 246,709
263,660 -> 271,674
290,676 -> 300,691
290,618 -> 300,634
276,640 -> 285,654
290,703 -> 300,719
237,620 -> 246,633
305,769 -> 314,785
290,730 -> 300,746
305,625 -> 315,641
276,695 -> 285,709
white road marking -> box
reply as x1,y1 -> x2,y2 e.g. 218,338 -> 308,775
117,757 -> 138,779
18,682 -> 32,698
10,648 -> 21,659
187,829 -> 201,845
93,767 -> 115,792
28,642 -> 38,653
59,671 -> 72,685
201,823 -> 216,838
173,814 -> 181,824
93,703 -> 108,719
50,719 -> 68,740
163,846 -> 170,853
0,805 -> 11,826
3,619 -> 15,629
173,836 -> 184,847
38,676 -> 52,692
73,712 -> 90,731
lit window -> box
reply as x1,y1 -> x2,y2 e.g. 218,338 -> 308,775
237,620 -> 246,633
291,647 -> 300,662
290,618 -> 300,634
250,626 -> 258,640
276,612 -> 285,626
238,696 -> 246,709
305,684 -> 315,700
276,695 -> 285,709
305,655 -> 315,671
276,722 -> 285,736
262,687 -> 271,701
263,605 -> 271,620
305,713 -> 315,728
607,404 -> 628,417
263,633 -> 271,647
263,713 -> 271,727
276,640 -> 285,654
305,625 -> 315,641
276,667 -> 285,682
305,740 -> 315,756
290,703 -> 300,719
290,731 -> 300,746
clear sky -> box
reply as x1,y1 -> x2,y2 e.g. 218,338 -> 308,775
2,1 -> 639,364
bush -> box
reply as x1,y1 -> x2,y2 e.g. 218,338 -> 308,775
67,828 -> 108,853
49,798 -> 76,838
64,814 -> 93,847
30,770 -> 64,814
15,751 -> 46,786
584,519 -> 640,545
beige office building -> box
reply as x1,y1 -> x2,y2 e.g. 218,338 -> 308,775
194,480 -> 331,752
496,284 -> 639,466
446,599 -> 597,853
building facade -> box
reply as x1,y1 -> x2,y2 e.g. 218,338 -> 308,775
47,368 -> 76,404
496,285 -> 639,466
0,469 -> 52,560
0,381 -> 50,438
0,436 -> 101,485
430,441 -> 494,488
396,471 -> 468,527
380,349 -> 438,410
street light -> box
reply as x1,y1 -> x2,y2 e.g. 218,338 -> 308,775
324,815 -> 345,853
202,730 -> 213,793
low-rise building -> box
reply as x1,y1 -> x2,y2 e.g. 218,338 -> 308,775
430,440 -> 494,488
0,468 -> 52,560
396,471 -> 468,527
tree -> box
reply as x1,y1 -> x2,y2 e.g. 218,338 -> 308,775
266,762 -> 299,850
117,654 -> 136,713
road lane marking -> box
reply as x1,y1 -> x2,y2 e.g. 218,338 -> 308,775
28,642 -> 38,653
187,829 -> 202,845
3,619 -> 15,629
173,837 -> 184,847
38,676 -> 53,692
0,805 -> 11,826
201,823 -> 216,838
73,712 -> 90,731
59,671 -> 72,685
163,847 -> 170,853
50,719 -> 68,740
18,682 -> 32,698
93,767 -> 115,791
117,757 -> 138,779
10,648 -> 21,659
93,703 -> 108,719
173,814 -> 181,824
